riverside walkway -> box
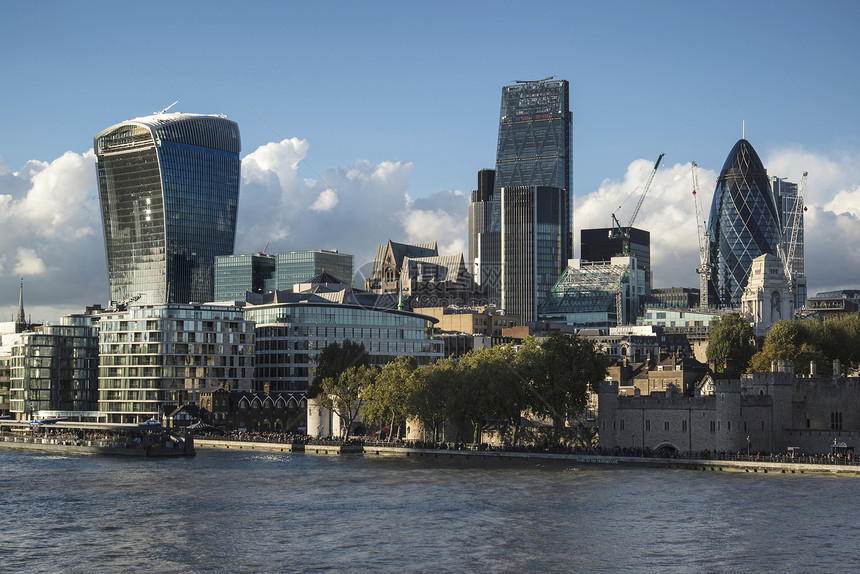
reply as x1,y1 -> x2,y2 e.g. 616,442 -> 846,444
194,437 -> 860,476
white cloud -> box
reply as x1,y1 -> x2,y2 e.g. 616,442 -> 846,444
577,148 -> 860,297
310,188 -> 339,212
7,137 -> 857,323
236,143 -> 468,282
0,150 -> 106,323
764,147 -> 860,294
576,159 -> 717,289
13,248 -> 47,276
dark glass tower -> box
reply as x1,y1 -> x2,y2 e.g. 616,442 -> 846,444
707,139 -> 782,308
95,113 -> 241,305
502,186 -> 568,323
473,78 -> 572,317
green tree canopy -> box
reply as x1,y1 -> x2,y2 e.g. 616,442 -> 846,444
308,340 -> 369,398
457,343 -> 527,443
362,355 -> 416,440
749,342 -> 824,374
316,364 -> 379,442
407,358 -> 458,442
517,333 -> 608,443
706,314 -> 755,373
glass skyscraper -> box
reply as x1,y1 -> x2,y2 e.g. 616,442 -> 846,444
471,78 -> 572,320
708,139 -> 782,308
771,176 -> 807,309
276,250 -> 354,291
502,186 -> 569,324
214,253 -> 277,301
95,112 -> 241,306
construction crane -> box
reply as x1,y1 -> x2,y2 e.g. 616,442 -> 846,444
782,171 -> 808,292
611,153 -> 665,241
691,162 -> 711,308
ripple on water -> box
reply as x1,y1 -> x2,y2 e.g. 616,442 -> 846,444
1,450 -> 859,572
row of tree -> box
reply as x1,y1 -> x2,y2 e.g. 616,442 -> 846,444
706,314 -> 860,375
309,333 -> 608,444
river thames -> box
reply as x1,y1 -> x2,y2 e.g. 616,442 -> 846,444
1,448 -> 857,573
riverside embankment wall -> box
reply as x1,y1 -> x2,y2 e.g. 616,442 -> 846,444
194,440 -> 860,475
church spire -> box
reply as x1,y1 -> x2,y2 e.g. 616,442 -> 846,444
16,278 -> 25,327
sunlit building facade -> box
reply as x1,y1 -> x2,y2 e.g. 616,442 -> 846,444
243,301 -> 443,397
707,139 -> 782,308
8,315 -> 100,420
97,304 -> 255,424
95,112 -> 241,306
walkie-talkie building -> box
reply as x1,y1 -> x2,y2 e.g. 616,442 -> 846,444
708,139 -> 782,308
95,112 -> 241,305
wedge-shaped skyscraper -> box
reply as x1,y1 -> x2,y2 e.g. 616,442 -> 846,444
95,112 -> 241,305
708,139 -> 782,308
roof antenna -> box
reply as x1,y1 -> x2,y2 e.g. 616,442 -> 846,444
742,120 -> 745,140
155,99 -> 181,115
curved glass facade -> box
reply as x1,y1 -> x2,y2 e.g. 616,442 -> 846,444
244,303 -> 443,395
95,113 -> 241,305
707,139 -> 782,308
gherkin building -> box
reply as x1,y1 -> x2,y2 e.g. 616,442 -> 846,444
707,139 -> 782,308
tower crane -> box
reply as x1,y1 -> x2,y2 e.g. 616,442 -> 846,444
691,162 -> 711,308
611,153 -> 665,241
782,171 -> 808,292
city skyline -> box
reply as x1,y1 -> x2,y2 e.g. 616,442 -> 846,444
2,2 -> 860,321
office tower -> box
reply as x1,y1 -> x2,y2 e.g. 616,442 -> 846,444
214,253 -> 277,301
95,112 -> 241,306
501,185 -> 569,324
473,78 -> 572,319
770,176 -> 807,308
468,169 -> 495,282
707,139 -> 782,308
580,227 -> 652,291
276,250 -> 354,291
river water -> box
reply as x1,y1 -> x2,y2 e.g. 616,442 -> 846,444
0,448 -> 857,573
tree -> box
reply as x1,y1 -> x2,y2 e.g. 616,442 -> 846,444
749,342 -> 824,374
315,364 -> 379,442
458,343 -> 527,445
763,319 -> 810,349
308,340 -> 369,398
517,333 -> 608,445
362,355 -> 416,440
706,314 -> 755,373
407,360 -> 456,443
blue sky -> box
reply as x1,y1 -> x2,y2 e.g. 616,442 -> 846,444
2,1 -> 860,321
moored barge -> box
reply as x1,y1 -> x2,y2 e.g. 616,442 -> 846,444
0,420 -> 195,457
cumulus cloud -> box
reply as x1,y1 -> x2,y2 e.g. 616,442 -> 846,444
403,190 -> 469,256
13,248 -> 48,276
9,136 -> 856,323
310,188 -> 339,211
236,143 -> 468,283
0,150 -> 106,324
577,148 -> 860,298
764,146 -> 860,294
575,159 -> 717,289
